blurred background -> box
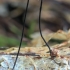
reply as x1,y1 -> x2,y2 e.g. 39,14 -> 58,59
0,0 -> 70,49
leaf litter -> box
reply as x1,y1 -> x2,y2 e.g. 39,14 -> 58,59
0,30 -> 70,70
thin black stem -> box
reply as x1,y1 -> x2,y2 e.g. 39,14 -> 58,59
39,0 -> 51,56
12,0 -> 29,70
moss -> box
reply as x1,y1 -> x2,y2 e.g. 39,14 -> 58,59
0,35 -> 26,47
27,20 -> 36,38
